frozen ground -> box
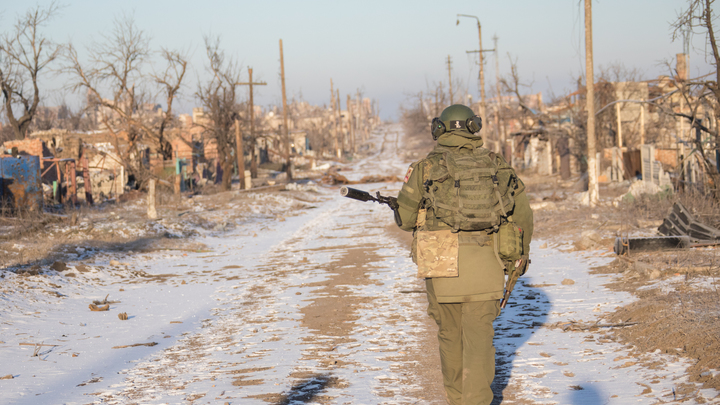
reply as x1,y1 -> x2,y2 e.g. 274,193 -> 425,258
1,125 -> 718,404
494,244 -> 719,404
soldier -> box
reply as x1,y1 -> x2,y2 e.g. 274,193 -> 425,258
395,104 -> 533,404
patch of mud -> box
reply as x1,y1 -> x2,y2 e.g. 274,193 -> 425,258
300,247 -> 379,336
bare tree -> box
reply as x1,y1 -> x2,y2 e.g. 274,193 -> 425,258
63,14 -> 187,183
150,48 -> 188,158
0,3 -> 62,139
670,0 -> 720,192
196,36 -> 242,191
499,54 -> 536,130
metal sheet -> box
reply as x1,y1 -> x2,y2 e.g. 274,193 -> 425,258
0,156 -> 43,211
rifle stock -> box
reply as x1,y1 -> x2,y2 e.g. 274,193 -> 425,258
500,269 -> 520,309
500,258 -> 529,309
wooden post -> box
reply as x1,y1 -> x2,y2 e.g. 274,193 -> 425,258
640,102 -> 645,145
279,39 -> 292,180
147,178 -> 157,219
348,94 -> 355,153
331,78 -> 338,157
585,0 -> 599,206
616,102 -> 623,148
118,165 -> 124,196
67,160 -> 77,205
81,151 -> 93,205
236,67 -> 266,179
235,117 -> 246,190
248,68 -> 255,180
447,55 -> 454,104
174,152 -> 181,194
112,166 -> 116,198
54,160 -> 62,203
336,88 -> 342,157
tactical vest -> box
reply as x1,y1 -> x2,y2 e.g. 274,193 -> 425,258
421,146 -> 517,232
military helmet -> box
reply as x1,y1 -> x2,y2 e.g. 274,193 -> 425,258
431,104 -> 482,140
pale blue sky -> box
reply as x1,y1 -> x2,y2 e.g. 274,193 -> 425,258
2,0 -> 715,120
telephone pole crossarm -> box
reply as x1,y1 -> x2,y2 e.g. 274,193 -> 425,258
466,49 -> 495,54
456,13 -> 489,129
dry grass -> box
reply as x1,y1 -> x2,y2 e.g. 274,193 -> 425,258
606,283 -> 720,391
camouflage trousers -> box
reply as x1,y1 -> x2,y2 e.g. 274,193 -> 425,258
426,281 -> 501,405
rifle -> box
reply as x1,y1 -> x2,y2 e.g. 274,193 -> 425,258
340,186 -> 402,226
500,257 -> 529,309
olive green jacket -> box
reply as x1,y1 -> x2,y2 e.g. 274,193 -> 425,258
396,131 -> 534,303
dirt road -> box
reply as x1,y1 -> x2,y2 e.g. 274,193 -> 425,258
1,127 -> 447,404
3,125 -> 719,404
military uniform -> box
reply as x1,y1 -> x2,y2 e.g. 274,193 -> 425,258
396,108 -> 533,405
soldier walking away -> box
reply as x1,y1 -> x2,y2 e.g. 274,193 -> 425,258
395,104 -> 533,404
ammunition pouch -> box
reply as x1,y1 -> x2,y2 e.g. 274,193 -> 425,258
497,218 -> 523,262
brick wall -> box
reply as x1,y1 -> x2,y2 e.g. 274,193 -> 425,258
2,138 -> 47,158
655,149 -> 678,169
172,138 -> 193,161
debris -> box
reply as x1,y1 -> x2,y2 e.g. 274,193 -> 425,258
322,172 -> 350,185
621,180 -> 663,201
529,201 -> 558,211
118,312 -> 128,320
550,320 -> 637,332
614,202 -> 720,255
112,342 -> 158,349
77,376 -> 103,386
614,235 -> 690,255
50,261 -> 68,272
92,294 -> 120,305
285,182 -> 319,192
561,279 -> 575,285
18,343 -> 58,347
109,260 -> 121,266
89,304 -> 109,311
576,230 -> 602,250
358,174 -> 401,183
659,202 -> 720,242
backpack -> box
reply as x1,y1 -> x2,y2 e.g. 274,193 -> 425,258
422,146 -> 517,232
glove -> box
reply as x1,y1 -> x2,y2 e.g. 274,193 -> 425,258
514,254 -> 530,276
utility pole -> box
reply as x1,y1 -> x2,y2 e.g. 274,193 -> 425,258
447,55 -> 454,104
336,88 -> 342,156
331,79 -> 338,157
458,14 -> 494,130
348,94 -> 355,153
237,67 -> 267,180
493,34 -> 505,156
235,118 -> 246,189
585,0 -> 599,205
279,39 -> 292,180
356,89 -> 363,142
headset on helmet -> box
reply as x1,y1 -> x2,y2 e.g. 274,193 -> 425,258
430,115 -> 482,140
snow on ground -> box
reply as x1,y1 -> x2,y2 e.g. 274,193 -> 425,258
2,124 -> 719,404
495,244 -> 719,404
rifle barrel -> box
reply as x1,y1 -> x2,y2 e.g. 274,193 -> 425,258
340,186 -> 375,202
